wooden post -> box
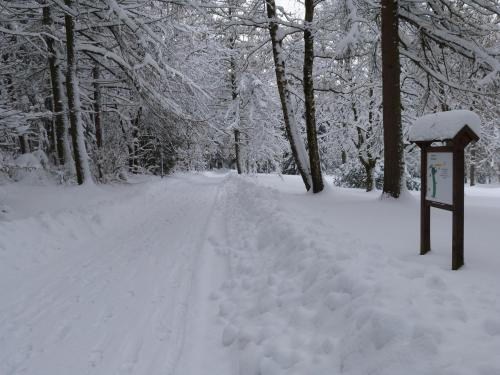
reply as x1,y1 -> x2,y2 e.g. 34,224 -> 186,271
420,144 -> 431,254
452,146 -> 465,270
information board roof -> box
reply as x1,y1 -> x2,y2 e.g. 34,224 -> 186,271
409,110 -> 481,142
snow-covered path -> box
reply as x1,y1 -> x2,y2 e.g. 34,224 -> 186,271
2,173 -> 500,375
217,175 -> 500,375
0,174 -> 230,375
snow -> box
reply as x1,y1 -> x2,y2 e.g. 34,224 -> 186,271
0,174 -> 231,375
6,152 -> 50,183
13,153 -> 42,169
409,110 -> 481,142
1,172 -> 500,374
229,174 -> 500,375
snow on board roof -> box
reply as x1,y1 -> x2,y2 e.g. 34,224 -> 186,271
409,110 -> 481,142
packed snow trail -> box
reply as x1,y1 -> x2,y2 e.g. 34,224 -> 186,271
0,173 -> 231,375
218,176 -> 500,375
2,173 -> 500,375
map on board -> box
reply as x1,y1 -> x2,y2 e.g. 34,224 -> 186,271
427,152 -> 453,205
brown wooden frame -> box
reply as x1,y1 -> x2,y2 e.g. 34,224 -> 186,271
414,126 -> 478,270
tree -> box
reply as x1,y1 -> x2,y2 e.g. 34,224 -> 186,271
0,0 -> 497,184
265,0 -> 313,191
64,0 -> 92,184
303,0 -> 324,192
381,0 -> 404,198
227,2 -> 243,174
42,2 -> 74,173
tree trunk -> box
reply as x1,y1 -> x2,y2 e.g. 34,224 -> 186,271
362,159 -> 376,192
265,0 -> 312,191
92,64 -> 104,179
228,4 -> 243,175
44,97 -> 57,163
229,45 -> 242,174
366,163 -> 374,192
303,0 -> 323,193
234,129 -> 242,174
93,65 -> 103,149
64,0 -> 92,184
381,0 -> 404,198
470,146 -> 476,186
120,118 -> 134,171
130,107 -> 141,173
18,135 -> 29,154
43,3 -> 73,171
364,84 -> 377,193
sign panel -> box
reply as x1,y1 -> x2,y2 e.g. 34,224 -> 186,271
426,152 -> 453,205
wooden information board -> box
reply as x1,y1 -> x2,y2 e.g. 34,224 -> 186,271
426,152 -> 453,205
410,119 -> 479,270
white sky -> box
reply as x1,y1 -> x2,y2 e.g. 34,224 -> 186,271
275,0 -> 304,17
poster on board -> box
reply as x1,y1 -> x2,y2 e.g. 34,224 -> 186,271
426,152 -> 453,205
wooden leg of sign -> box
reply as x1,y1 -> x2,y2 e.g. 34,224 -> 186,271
421,203 -> 431,255
452,149 -> 464,270
420,147 -> 431,255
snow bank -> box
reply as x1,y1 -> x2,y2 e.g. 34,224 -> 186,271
409,110 -> 481,142
217,176 -> 500,375
13,152 -> 42,169
0,177 -> 165,279
1,151 -> 52,184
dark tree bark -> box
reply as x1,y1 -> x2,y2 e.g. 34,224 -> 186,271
130,107 -> 142,173
303,0 -> 323,193
265,0 -> 312,191
470,146 -> 476,186
228,5 -> 242,175
234,129 -> 242,174
43,3 -> 71,167
381,0 -> 404,197
357,127 -> 378,192
18,135 -> 29,154
229,48 -> 242,174
361,85 -> 378,192
64,0 -> 91,184
361,156 -> 377,192
92,65 -> 103,149
92,64 -> 104,179
341,150 -> 347,164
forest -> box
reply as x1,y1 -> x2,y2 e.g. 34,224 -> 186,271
0,0 -> 498,192
1,1 -> 500,375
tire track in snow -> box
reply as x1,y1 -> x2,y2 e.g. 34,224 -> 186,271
0,174 -> 227,375
162,176 -> 227,375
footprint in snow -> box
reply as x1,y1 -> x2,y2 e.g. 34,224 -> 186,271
483,318 -> 500,336
479,365 -> 500,375
425,275 -> 447,290
89,349 -> 103,367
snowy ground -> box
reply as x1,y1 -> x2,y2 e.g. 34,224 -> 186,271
0,173 -> 232,375
1,172 -> 500,375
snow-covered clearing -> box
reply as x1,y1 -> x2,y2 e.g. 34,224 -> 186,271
1,172 -> 500,375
